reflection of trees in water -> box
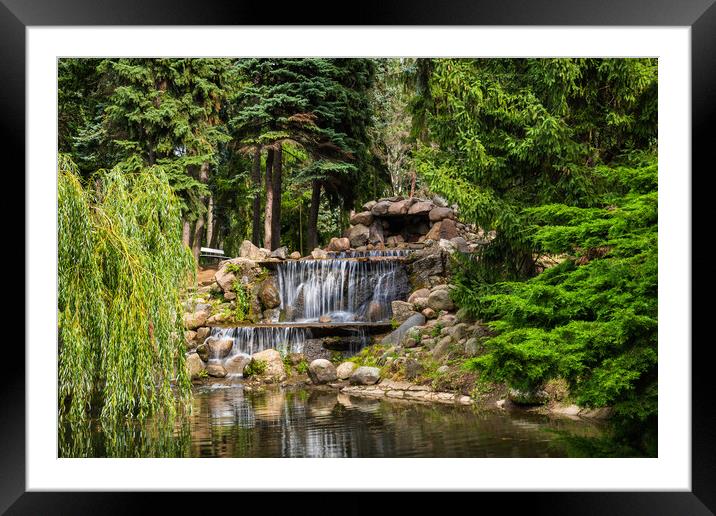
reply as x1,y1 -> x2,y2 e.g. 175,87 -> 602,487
59,387 -> 622,458
59,414 -> 191,458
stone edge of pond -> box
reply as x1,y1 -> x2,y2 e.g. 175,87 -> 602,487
340,379 -> 473,405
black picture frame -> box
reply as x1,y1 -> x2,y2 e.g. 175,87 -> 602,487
4,1 -> 712,513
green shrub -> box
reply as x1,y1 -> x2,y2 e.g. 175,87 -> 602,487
243,359 -> 267,377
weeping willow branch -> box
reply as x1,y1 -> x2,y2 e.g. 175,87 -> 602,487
58,154 -> 196,421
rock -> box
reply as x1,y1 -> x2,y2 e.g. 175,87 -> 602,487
196,343 -> 209,362
387,199 -> 412,215
215,257 -> 260,291
206,336 -> 233,359
425,219 -> 459,241
386,235 -> 405,246
223,290 -> 237,301
421,338 -> 436,350
239,239 -> 270,261
347,224 -> 370,248
552,404 -> 581,416
308,359 -> 338,384
449,237 -> 470,253
318,315 -> 332,323
365,301 -> 383,322
349,366 -> 381,385
184,330 -> 197,345
432,336 -> 453,359
311,248 -> 329,260
370,200 -> 392,216
286,353 -> 305,366
225,354 -> 250,375
428,207 -> 454,222
447,322 -> 469,341
289,251 -> 301,260
270,246 -> 288,260
368,221 -> 384,245
408,288 -> 431,304
412,297 -> 429,310
381,313 -> 427,346
263,308 -> 280,322
408,201 -> 434,215
207,363 -> 227,378
258,277 -> 281,309
407,252 -> 445,290
508,388 -> 550,406
428,289 -> 455,312
391,300 -> 417,323
362,200 -> 377,211
251,349 -> 286,382
404,359 -> 424,380
437,365 -> 450,374
350,211 -> 374,226
422,307 -> 436,319
183,309 -> 210,330
432,195 -> 448,207
464,337 -> 480,356
185,353 -> 205,379
326,237 -> 351,252
336,361 -> 357,380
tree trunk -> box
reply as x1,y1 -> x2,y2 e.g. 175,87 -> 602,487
263,148 -> 275,250
191,161 -> 210,262
307,179 -> 321,251
182,219 -> 192,247
205,195 -> 214,247
270,144 -> 282,250
209,218 -> 221,250
251,145 -> 262,246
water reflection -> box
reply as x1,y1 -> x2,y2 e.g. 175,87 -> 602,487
60,385 -> 615,458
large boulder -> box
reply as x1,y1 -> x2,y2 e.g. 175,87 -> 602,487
425,219 -> 459,241
362,200 -> 377,211
289,251 -> 301,260
215,257 -> 261,292
432,336 -> 453,360
350,211 -> 374,226
336,361 -> 357,380
311,248 -> 329,260
239,239 -> 270,261
196,342 -> 209,362
183,309 -> 210,330
408,201 -> 434,215
185,353 -> 205,379
387,199 -> 414,216
429,207 -> 454,221
370,200 -> 392,216
259,277 -> 281,309
407,251 -> 445,289
308,359 -> 338,384
271,246 -> 288,260
348,224 -> 370,248
381,313 -> 426,346
428,289 -> 455,311
326,237 -> 351,252
206,336 -> 234,359
250,349 -> 286,382
391,300 -> 417,323
225,354 -> 251,375
196,327 -> 211,343
408,288 -> 431,304
206,363 -> 227,378
349,366 -> 381,385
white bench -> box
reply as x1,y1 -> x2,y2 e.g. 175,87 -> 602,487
199,246 -> 226,262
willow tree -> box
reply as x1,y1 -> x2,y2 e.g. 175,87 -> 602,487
58,155 -> 195,421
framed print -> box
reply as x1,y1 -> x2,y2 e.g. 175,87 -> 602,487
5,0 -> 714,513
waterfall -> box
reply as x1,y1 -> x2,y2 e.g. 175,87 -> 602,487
208,326 -> 311,357
276,254 -> 409,323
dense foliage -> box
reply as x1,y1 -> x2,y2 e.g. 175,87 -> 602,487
407,58 -> 658,453
58,156 -> 194,420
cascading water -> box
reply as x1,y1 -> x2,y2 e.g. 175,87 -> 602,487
209,250 -> 411,367
209,325 -> 311,356
276,255 -> 409,323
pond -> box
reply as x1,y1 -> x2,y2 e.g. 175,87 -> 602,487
59,384 -> 621,458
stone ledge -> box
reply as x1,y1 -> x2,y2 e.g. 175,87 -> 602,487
341,380 -> 473,406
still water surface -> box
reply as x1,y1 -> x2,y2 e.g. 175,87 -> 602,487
60,384 -> 608,458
